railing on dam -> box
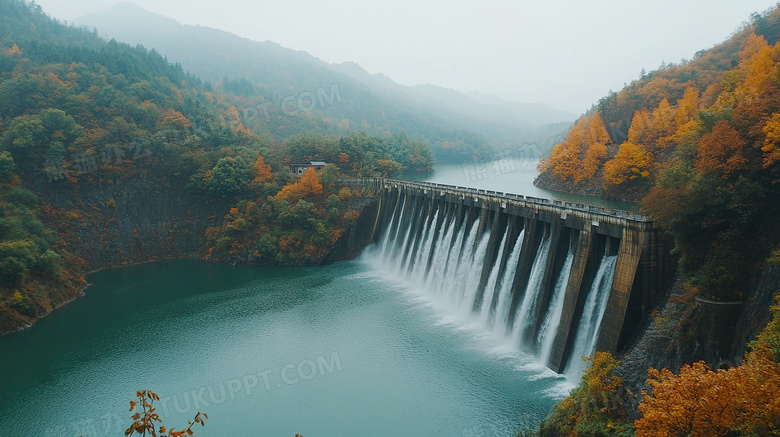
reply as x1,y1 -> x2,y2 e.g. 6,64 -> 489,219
341,176 -> 671,373
340,177 -> 648,223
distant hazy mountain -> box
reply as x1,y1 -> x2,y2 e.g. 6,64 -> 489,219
74,2 -> 574,157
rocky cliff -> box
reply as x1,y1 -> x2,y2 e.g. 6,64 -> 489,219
1,172 -> 381,335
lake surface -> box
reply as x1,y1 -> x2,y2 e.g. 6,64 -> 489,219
403,158 -> 638,211
0,259 -> 570,436
0,161 -> 598,437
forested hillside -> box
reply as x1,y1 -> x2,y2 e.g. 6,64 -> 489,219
73,2 -> 505,163
538,8 -> 780,305
0,0 -> 433,333
533,6 -> 780,436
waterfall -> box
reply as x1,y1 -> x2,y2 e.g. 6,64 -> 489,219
459,227 -> 490,308
410,210 -> 438,281
449,219 -> 482,304
425,216 -> 457,292
368,194 -> 627,378
537,248 -> 575,365
479,229 -> 509,323
565,253 -> 618,380
511,235 -> 552,346
492,230 -> 525,331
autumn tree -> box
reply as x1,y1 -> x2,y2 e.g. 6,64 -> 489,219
125,390 -> 207,437
582,143 -> 607,179
276,167 -> 324,203
538,352 -> 633,437
627,110 -> 654,146
651,98 -> 677,151
547,116 -> 589,182
675,87 -> 700,127
636,297 -> 780,437
253,155 -> 273,183
603,142 -> 653,188
694,120 -> 748,177
762,113 -> 780,168
581,114 -> 611,179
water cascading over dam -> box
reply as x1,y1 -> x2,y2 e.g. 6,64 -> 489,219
356,178 -> 672,374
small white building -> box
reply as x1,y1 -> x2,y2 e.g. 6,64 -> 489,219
289,161 -> 326,175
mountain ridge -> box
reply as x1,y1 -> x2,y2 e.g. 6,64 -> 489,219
73,2 -> 574,156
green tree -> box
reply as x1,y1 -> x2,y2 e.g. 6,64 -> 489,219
0,151 -> 15,181
207,156 -> 251,195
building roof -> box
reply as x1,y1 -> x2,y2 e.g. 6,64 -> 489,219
309,161 -> 327,166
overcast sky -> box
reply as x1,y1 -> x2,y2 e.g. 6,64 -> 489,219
35,0 -> 780,114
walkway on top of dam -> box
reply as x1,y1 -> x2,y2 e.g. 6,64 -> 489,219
343,177 -> 649,225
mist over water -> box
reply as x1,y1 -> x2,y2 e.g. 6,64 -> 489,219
0,260 -> 565,436
0,160 -> 625,436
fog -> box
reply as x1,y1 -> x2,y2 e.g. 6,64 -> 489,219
35,0 -> 780,113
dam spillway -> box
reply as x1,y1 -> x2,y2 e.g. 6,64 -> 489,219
349,178 -> 673,374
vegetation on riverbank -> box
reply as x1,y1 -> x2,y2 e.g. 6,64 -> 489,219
533,5 -> 780,436
0,0 -> 435,333
531,294 -> 780,436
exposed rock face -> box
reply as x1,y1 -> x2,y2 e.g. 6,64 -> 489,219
323,197 -> 380,264
3,173 -> 381,335
616,264 -> 780,419
533,168 -> 646,204
38,177 -> 232,272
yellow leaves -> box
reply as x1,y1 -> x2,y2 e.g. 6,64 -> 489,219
253,156 -> 273,183
603,142 -> 653,186
583,142 -> 607,179
675,87 -> 700,127
547,113 -> 611,182
126,390 -> 207,437
739,32 -> 770,65
337,187 -> 353,201
276,168 -> 323,203
762,113 -> 780,168
651,98 -> 676,141
587,113 -> 611,145
635,350 -> 780,437
695,120 -> 747,177
627,110 -> 652,146
539,352 -> 633,435
6,43 -> 20,55
158,109 -> 191,129
674,119 -> 701,146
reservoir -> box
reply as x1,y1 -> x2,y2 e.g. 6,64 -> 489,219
0,158 -> 619,436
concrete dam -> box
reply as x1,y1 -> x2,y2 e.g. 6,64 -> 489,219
348,178 -> 673,374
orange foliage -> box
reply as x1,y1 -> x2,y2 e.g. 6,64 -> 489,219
762,113 -> 780,168
126,390 -> 207,437
675,87 -> 700,127
6,43 -> 20,55
627,110 -> 653,146
547,113 -> 613,182
587,113 -> 611,145
652,98 -> 676,139
275,168 -> 323,203
635,348 -> 780,437
583,143 -> 607,179
603,142 -> 653,186
158,109 -> 191,129
253,156 -> 273,183
548,116 -> 589,182
338,152 -> 350,164
695,120 -> 747,176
